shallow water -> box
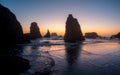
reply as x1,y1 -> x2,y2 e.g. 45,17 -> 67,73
20,39 -> 120,75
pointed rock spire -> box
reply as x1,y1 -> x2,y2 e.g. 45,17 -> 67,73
44,29 -> 50,38
64,14 -> 85,42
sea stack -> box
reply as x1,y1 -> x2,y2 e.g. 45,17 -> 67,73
44,29 -> 50,38
30,22 -> 42,39
0,4 -> 24,48
64,14 -> 85,42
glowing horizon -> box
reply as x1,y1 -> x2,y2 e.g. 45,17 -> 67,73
1,0 -> 120,37
23,22 -> 119,37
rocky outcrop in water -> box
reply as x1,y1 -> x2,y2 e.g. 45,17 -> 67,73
51,33 -> 57,37
30,22 -> 42,39
0,4 -> 23,49
64,14 -> 85,42
44,29 -> 50,38
23,22 -> 42,41
51,33 -> 59,40
85,32 -> 99,39
110,32 -> 120,39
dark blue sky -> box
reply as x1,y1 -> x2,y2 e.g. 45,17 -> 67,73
0,0 -> 120,36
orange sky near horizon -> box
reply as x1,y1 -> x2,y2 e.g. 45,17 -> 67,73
22,13 -> 119,37
23,22 -> 119,37
2,0 -> 119,37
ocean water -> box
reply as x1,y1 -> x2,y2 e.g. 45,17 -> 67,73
20,38 -> 120,75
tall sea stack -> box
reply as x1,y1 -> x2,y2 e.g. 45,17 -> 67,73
64,14 -> 85,42
30,22 -> 42,39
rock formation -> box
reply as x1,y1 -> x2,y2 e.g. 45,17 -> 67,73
0,4 -> 29,75
23,33 -> 31,42
0,4 -> 24,48
51,33 -> 58,39
110,32 -> 120,39
44,29 -> 50,38
115,32 -> 120,39
51,33 -> 57,37
85,32 -> 99,39
64,14 -> 85,42
30,22 -> 42,39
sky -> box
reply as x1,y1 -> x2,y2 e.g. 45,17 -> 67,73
0,0 -> 120,37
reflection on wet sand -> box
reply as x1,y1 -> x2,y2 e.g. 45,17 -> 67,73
65,43 -> 83,65
20,39 -> 120,75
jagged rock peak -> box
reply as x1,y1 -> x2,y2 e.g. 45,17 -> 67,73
64,14 -> 85,42
68,14 -> 73,19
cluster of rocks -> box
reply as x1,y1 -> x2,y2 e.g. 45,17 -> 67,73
24,25 -> 51,40
85,32 -> 99,39
1,2 -> 119,74
110,32 -> 120,39
64,14 -> 85,42
51,33 -> 58,39
51,33 -> 57,37
0,4 -> 54,75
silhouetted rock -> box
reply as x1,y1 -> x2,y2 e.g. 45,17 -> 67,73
30,22 -> 42,39
0,4 -> 30,75
0,4 -> 26,54
85,32 -> 99,39
23,22 -> 42,41
0,4 -> 23,49
23,33 -> 32,43
51,33 -> 58,37
0,56 -> 30,75
64,14 -> 85,42
110,32 -> 120,39
51,33 -> 58,40
44,29 -> 50,38
114,32 -> 120,39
